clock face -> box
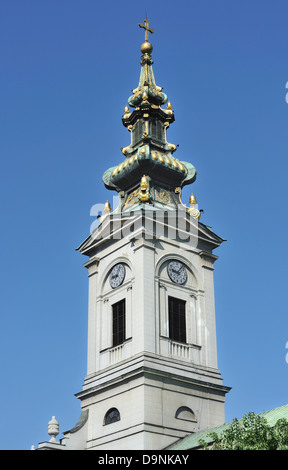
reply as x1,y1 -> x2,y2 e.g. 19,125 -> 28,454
109,263 -> 126,289
167,261 -> 187,285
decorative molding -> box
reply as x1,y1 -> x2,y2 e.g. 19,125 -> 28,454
159,283 -> 167,290
199,250 -> 218,270
83,256 -> 100,276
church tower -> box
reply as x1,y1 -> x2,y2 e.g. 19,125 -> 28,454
37,19 -> 230,451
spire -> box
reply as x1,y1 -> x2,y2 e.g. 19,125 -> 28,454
102,19 -> 197,209
128,19 -> 167,108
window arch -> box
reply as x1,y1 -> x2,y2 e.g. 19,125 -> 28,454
104,408 -> 120,425
100,258 -> 133,296
175,406 -> 196,422
155,254 -> 200,290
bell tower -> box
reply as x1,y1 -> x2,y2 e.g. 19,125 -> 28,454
58,19 -> 230,450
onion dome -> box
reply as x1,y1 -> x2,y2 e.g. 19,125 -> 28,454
102,19 -> 197,210
127,21 -> 168,108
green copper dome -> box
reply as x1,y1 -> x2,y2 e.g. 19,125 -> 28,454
102,19 -> 197,210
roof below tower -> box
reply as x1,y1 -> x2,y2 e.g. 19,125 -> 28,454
166,403 -> 288,450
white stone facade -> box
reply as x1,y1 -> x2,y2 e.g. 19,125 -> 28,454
36,209 -> 230,450
70,210 -> 229,449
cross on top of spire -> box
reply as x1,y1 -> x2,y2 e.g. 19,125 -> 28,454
139,18 -> 154,43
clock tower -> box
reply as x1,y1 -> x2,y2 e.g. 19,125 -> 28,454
58,20 -> 230,450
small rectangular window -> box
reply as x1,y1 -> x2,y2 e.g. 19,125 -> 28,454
168,296 -> 186,343
133,120 -> 143,146
112,299 -> 126,347
150,119 -> 163,142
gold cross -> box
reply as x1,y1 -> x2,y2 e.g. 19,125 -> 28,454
139,18 -> 154,42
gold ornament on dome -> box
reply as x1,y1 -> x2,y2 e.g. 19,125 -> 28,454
103,200 -> 111,214
139,18 -> 154,56
138,175 -> 151,202
188,193 -> 201,220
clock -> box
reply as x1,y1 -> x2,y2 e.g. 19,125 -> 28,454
167,261 -> 187,285
109,263 -> 126,289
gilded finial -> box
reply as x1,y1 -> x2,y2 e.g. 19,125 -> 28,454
165,101 -> 173,115
124,105 -> 130,115
103,200 -> 111,214
188,194 -> 201,220
139,18 -> 154,55
99,200 -> 112,224
139,18 -> 154,42
189,194 -> 197,206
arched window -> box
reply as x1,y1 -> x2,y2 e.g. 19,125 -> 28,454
104,408 -> 120,425
175,406 -> 196,422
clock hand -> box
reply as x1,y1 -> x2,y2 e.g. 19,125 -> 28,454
173,265 -> 182,274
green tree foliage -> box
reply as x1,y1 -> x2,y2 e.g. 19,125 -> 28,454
199,412 -> 288,450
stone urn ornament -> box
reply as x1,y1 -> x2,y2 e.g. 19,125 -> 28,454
48,416 -> 59,443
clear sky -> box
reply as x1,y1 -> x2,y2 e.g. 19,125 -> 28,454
1,0 -> 288,450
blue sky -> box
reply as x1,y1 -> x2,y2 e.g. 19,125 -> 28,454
1,0 -> 288,450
